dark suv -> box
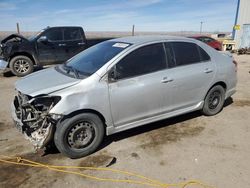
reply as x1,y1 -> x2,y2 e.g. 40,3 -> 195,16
0,26 -> 87,76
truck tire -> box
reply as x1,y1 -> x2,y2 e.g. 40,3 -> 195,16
54,113 -> 104,159
9,55 -> 34,77
202,85 -> 225,116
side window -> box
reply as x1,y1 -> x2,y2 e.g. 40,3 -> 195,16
203,37 -> 214,43
45,28 -> 63,41
198,46 -> 211,61
198,37 -> 205,42
171,42 -> 201,66
197,37 -> 213,43
64,28 -> 82,41
115,43 -> 166,79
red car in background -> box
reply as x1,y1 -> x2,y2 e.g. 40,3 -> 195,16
190,36 -> 222,51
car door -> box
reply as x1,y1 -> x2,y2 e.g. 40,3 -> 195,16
37,28 -> 67,65
108,43 -> 167,127
161,41 -> 216,113
63,27 -> 87,60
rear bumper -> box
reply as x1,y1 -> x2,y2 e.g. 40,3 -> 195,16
225,87 -> 236,99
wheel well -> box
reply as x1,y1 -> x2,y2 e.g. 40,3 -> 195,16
9,52 -> 36,65
211,81 -> 227,90
204,82 -> 227,100
63,109 -> 106,125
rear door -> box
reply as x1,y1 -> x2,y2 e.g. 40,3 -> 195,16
161,41 -> 216,113
108,43 -> 167,127
63,27 -> 87,61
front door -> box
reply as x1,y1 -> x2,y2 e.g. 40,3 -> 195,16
108,43 -> 167,127
37,28 -> 67,65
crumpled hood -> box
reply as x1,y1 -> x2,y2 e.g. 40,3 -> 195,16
1,34 -> 28,44
15,67 -> 81,97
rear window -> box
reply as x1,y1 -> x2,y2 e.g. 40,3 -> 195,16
172,42 -> 201,66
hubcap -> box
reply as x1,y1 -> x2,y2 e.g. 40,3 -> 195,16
67,121 -> 95,149
14,59 -> 30,73
208,91 -> 221,109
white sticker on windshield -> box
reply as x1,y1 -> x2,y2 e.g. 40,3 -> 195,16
112,43 -> 130,48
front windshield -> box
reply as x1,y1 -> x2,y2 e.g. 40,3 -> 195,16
66,41 -> 131,76
28,29 -> 45,41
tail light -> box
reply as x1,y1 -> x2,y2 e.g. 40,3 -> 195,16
233,60 -> 238,72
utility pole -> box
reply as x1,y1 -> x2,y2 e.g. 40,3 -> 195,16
16,23 -> 20,34
132,24 -> 135,36
200,21 -> 203,34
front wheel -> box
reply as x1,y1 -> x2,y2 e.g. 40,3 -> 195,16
54,113 -> 104,159
9,55 -> 34,77
202,85 -> 225,116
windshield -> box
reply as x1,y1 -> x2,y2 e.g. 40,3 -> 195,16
28,29 -> 45,41
65,41 -> 131,76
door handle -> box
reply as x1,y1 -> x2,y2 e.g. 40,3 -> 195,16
161,77 -> 173,83
204,68 -> 213,73
78,42 -> 85,45
58,43 -> 66,46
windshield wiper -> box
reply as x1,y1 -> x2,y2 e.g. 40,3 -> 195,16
63,64 -> 79,79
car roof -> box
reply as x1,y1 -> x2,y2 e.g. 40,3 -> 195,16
110,35 -> 196,45
190,35 -> 210,38
44,26 -> 82,29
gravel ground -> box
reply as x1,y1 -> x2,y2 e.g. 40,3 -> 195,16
0,54 -> 249,188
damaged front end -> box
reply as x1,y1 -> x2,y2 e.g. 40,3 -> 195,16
11,91 -> 62,150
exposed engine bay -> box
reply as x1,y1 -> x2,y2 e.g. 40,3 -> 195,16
12,91 -> 62,150
1,34 -> 28,44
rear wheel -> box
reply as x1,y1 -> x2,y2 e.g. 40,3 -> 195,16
54,113 -> 104,159
9,55 -> 34,77
202,85 -> 225,116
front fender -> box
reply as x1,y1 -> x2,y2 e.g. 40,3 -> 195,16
49,78 -> 113,128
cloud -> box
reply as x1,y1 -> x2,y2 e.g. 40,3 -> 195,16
0,2 -> 17,10
127,0 -> 163,7
0,0 -> 237,32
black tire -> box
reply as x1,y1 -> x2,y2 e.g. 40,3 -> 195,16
9,55 -> 34,77
54,113 -> 104,159
202,85 -> 225,116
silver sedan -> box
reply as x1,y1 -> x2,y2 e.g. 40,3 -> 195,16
12,36 -> 237,158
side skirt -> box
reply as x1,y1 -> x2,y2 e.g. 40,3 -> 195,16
106,101 -> 204,135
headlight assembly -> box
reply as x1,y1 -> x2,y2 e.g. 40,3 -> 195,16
30,96 -> 61,112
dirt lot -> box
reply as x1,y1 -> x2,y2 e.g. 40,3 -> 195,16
0,55 -> 250,188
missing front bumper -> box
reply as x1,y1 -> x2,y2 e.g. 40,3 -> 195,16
11,101 -> 55,150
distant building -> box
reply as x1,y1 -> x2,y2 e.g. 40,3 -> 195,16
233,0 -> 250,49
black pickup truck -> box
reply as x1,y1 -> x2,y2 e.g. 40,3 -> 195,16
0,26 -> 88,76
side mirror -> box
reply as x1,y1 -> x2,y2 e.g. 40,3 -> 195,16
38,36 -> 48,43
108,67 -> 118,82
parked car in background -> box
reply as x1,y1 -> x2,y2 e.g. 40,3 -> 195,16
190,36 -> 222,51
0,26 -> 87,76
11,36 -> 237,158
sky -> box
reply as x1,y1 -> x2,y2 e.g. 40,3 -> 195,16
0,0 -> 238,32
